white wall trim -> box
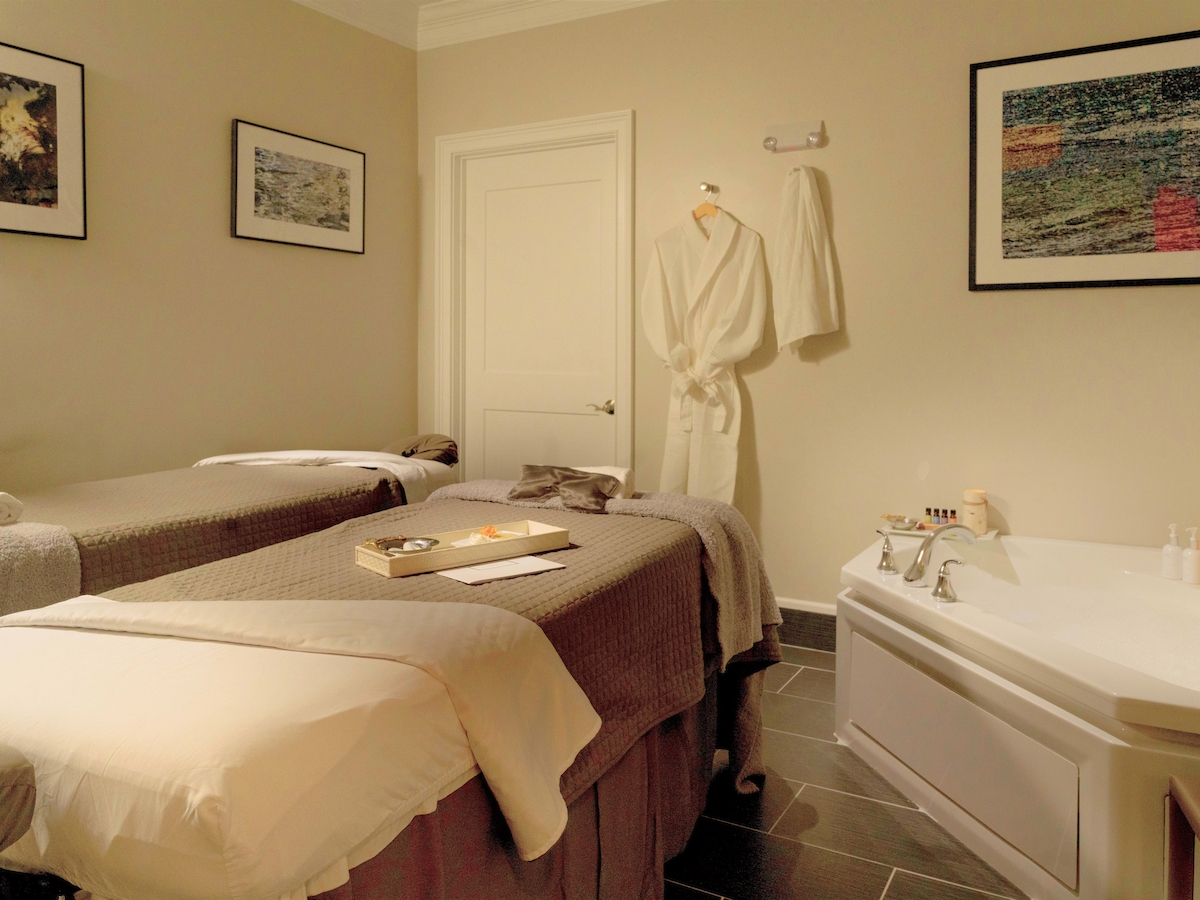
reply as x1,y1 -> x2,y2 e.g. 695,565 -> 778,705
776,596 -> 837,616
290,0 -> 420,50
434,110 -> 635,472
418,0 -> 668,50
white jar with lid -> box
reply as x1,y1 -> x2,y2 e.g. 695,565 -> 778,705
963,489 -> 988,537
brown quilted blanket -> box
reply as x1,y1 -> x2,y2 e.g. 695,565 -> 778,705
21,466 -> 402,594
105,499 -> 756,801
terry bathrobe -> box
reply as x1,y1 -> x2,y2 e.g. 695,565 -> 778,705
641,210 -> 766,504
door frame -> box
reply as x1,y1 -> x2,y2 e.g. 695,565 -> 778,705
434,110 -> 634,470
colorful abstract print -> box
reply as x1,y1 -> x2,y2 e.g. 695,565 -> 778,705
1002,65 -> 1200,258
253,148 -> 350,232
0,71 -> 57,208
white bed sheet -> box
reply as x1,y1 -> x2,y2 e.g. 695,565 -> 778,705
0,598 -> 599,900
193,452 -> 457,504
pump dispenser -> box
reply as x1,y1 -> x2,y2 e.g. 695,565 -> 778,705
1164,524 -> 1184,580
1184,528 -> 1200,585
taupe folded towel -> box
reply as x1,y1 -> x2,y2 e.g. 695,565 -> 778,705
508,465 -> 621,512
0,744 -> 34,853
380,434 -> 458,466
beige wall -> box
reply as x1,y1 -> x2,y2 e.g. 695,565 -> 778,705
417,0 -> 1200,606
1,0 -> 417,492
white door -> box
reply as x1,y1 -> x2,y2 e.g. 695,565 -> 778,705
441,113 -> 632,481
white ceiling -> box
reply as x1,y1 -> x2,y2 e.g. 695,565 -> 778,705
291,0 -> 668,52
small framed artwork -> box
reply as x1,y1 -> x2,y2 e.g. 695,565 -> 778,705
0,41 -> 85,240
231,119 -> 364,253
971,29 -> 1200,290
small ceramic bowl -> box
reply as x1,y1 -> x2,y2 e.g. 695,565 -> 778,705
378,537 -> 439,554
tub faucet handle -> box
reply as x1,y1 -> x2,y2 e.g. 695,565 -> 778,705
875,530 -> 897,574
932,559 -> 963,603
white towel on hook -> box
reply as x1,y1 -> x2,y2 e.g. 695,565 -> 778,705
772,166 -> 838,350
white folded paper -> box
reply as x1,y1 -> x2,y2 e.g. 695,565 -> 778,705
437,556 -> 565,585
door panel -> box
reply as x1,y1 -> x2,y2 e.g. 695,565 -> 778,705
482,410 -> 615,481
482,180 -> 607,376
464,142 -> 619,480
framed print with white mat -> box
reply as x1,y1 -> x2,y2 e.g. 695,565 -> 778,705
0,41 -> 85,240
971,29 -> 1200,290
231,119 -> 364,253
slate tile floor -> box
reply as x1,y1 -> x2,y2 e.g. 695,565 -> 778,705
665,644 -> 1028,900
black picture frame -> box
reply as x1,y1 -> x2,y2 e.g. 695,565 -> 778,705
970,29 -> 1200,291
0,40 -> 86,240
231,119 -> 365,254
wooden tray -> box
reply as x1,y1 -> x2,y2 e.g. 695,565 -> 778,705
355,519 -> 569,578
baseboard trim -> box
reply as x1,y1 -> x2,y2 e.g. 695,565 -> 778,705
776,602 -> 836,653
776,595 -> 837,616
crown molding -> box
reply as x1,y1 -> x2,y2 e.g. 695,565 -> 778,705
418,0 -> 669,51
291,0 -> 420,50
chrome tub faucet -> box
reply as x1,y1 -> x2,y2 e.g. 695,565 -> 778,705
903,523 -> 976,584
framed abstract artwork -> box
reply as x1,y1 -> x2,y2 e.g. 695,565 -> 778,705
971,29 -> 1200,290
231,120 -> 364,253
0,41 -> 85,240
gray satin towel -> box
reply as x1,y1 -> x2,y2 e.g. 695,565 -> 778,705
0,744 -> 34,853
0,523 -> 81,616
507,465 -> 621,512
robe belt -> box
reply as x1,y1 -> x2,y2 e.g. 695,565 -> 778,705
671,365 -> 732,432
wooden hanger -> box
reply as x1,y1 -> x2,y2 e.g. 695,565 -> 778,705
693,182 -> 719,219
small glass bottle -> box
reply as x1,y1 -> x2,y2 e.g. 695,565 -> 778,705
950,509 -> 958,524
924,507 -> 932,524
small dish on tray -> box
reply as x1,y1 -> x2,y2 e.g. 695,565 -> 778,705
363,536 -> 440,554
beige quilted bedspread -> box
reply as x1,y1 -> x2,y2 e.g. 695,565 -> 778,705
22,466 -> 402,594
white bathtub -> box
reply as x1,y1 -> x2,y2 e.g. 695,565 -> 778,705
838,533 -> 1200,900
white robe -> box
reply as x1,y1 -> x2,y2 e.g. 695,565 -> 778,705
641,210 -> 766,503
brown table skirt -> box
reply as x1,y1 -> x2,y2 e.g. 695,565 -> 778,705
314,673 -> 719,900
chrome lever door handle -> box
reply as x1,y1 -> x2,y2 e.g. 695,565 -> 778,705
587,400 -> 615,415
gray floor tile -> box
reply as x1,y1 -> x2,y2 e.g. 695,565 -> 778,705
764,662 -> 802,692
762,729 -> 916,808
665,816 -> 892,900
781,668 -> 836,703
884,871 -> 1022,899
703,765 -> 801,831
781,646 -> 836,671
775,786 -> 1026,899
762,692 -> 836,742
666,880 -> 725,900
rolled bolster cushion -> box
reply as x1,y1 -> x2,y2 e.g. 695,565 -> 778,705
380,434 -> 458,467
0,745 -> 34,853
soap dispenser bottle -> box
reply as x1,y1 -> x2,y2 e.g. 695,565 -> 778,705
1164,524 -> 1184,580
1184,528 -> 1200,585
